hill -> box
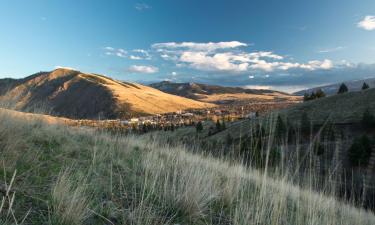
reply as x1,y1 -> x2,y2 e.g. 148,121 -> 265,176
205,87 -> 375,141
1,108 -> 374,224
0,68 -> 214,119
150,81 -> 300,104
294,77 -> 375,96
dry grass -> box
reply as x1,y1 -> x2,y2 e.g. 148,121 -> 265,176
0,109 -> 374,224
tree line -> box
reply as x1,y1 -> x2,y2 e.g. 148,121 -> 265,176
304,82 -> 370,102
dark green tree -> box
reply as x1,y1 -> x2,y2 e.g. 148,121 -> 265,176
275,115 -> 286,140
362,82 -> 370,90
216,119 -> 222,131
338,83 -> 348,94
348,135 -> 372,167
303,93 -> 309,102
225,133 -> 233,146
221,120 -> 226,130
300,112 -> 310,134
315,89 -> 326,98
362,108 -> 375,129
196,121 -> 203,133
170,124 -> 175,132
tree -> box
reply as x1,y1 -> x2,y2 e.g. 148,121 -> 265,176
170,124 -> 175,132
300,112 -> 311,134
216,119 -> 222,131
362,108 -> 375,129
362,82 -> 370,90
275,115 -> 286,140
315,89 -> 326,98
348,135 -> 372,167
225,133 -> 233,146
338,83 -> 348,94
196,121 -> 203,133
221,120 -> 226,130
303,93 -> 310,102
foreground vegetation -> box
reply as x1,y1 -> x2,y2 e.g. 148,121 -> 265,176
1,109 -> 375,224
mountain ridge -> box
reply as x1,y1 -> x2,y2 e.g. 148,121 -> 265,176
0,69 -> 214,119
150,80 -> 299,104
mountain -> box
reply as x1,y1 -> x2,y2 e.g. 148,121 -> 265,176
294,77 -> 375,96
0,68 -> 214,119
150,81 -> 299,104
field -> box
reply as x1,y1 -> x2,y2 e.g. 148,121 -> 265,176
0,109 -> 375,224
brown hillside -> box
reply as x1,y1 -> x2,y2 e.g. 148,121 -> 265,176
0,68 -> 214,119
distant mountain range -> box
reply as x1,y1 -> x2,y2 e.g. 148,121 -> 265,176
150,81 -> 299,104
294,77 -> 375,96
0,69 -> 213,119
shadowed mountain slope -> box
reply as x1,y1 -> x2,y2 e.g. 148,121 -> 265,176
150,81 -> 300,104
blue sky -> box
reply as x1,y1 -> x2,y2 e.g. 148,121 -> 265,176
0,0 -> 375,92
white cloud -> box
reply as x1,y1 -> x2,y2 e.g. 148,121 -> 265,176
317,46 -> 345,53
179,51 -> 249,72
130,49 -> 151,60
153,41 -> 334,73
130,55 -> 142,60
104,47 -> 127,58
243,85 -> 272,90
249,51 -> 283,60
135,3 -> 151,11
249,75 -> 254,79
128,65 -> 159,74
152,41 -> 247,52
54,66 -> 78,71
358,16 -> 375,30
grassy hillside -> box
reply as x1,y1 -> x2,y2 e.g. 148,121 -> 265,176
294,77 -> 375,96
205,88 -> 375,141
0,68 -> 214,119
283,88 -> 375,124
150,81 -> 300,104
0,109 -> 374,224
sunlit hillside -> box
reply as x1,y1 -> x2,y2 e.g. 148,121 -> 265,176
0,68 -> 214,119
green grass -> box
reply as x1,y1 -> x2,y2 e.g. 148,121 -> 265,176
0,109 -> 375,224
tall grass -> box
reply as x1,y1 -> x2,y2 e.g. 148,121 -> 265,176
0,108 -> 374,224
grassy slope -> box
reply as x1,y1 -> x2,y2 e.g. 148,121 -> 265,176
0,109 -> 375,225
281,88 -> 375,124
206,88 -> 375,141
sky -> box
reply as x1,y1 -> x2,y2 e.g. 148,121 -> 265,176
0,0 -> 375,93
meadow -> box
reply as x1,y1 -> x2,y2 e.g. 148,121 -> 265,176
0,109 -> 374,224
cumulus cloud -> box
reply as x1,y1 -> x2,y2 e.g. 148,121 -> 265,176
153,41 -> 334,73
179,51 -> 249,72
358,16 -> 375,31
128,65 -> 159,74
